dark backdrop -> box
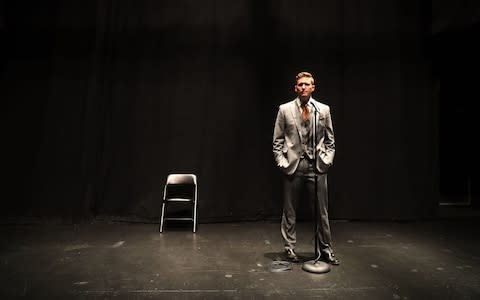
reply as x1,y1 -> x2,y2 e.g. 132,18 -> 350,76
1,1 -> 478,223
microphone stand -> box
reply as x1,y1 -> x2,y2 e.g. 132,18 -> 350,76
302,103 -> 330,274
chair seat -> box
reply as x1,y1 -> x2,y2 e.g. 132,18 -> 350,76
166,198 -> 194,202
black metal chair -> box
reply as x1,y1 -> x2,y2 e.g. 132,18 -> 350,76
159,174 -> 198,233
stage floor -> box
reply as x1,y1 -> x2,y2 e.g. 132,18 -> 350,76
1,218 -> 479,299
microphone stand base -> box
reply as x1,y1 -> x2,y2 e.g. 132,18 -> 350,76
302,260 -> 331,274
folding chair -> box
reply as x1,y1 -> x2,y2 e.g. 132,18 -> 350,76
159,174 -> 198,233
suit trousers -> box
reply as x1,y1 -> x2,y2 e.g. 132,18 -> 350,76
281,158 -> 332,252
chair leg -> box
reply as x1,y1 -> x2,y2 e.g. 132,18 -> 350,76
193,200 -> 197,233
159,201 -> 166,233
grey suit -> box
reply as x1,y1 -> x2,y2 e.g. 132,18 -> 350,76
273,97 -> 335,252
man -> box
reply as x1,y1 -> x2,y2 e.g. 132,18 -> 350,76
272,71 -> 339,265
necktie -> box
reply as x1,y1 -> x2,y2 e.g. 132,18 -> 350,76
302,104 -> 310,121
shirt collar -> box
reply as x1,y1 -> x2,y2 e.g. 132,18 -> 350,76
296,97 -> 311,108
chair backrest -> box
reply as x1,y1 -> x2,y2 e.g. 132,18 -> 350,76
166,174 -> 197,185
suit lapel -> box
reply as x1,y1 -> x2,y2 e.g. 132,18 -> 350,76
289,100 -> 304,144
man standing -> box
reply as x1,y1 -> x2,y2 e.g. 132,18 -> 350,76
272,71 -> 339,265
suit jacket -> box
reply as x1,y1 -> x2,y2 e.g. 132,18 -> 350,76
273,98 -> 335,175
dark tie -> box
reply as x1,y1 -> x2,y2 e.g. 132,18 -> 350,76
302,104 -> 310,121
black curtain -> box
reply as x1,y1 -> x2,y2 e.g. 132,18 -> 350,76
2,0 -> 440,223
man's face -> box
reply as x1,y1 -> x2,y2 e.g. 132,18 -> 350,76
295,77 -> 315,100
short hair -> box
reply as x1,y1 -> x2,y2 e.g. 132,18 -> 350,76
295,72 -> 315,85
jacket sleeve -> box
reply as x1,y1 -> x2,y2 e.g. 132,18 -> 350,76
322,106 -> 335,165
273,106 -> 289,168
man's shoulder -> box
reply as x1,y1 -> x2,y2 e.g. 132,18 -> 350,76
278,99 -> 296,109
311,98 -> 330,110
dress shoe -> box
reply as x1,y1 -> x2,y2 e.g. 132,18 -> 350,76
321,250 -> 340,265
285,248 -> 299,262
